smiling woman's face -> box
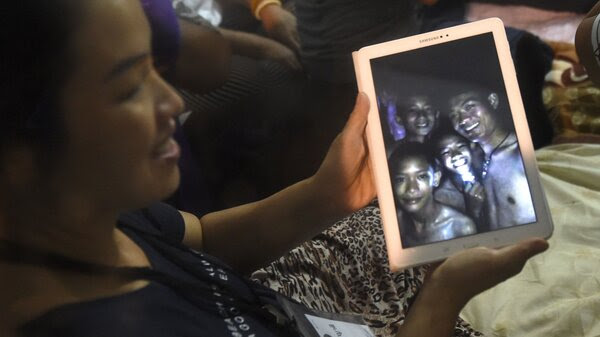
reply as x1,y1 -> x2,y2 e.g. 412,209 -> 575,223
55,0 -> 185,210
392,156 -> 438,214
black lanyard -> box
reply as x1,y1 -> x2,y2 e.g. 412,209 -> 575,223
0,227 -> 300,336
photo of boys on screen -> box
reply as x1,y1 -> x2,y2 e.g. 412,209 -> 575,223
370,32 -> 537,248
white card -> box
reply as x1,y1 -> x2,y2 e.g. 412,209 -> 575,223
304,314 -> 374,337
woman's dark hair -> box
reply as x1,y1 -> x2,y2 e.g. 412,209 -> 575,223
0,0 -> 83,165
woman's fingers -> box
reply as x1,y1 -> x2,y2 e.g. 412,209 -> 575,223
343,92 -> 370,136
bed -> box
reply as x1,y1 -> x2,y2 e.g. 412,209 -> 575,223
459,3 -> 600,336
251,3 -> 600,337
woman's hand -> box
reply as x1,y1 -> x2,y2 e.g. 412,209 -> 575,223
259,5 -> 301,54
429,237 -> 549,307
309,93 -> 376,218
398,238 -> 548,336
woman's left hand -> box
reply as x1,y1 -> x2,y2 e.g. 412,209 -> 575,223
309,93 -> 376,218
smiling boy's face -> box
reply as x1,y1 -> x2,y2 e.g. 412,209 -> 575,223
437,134 -> 472,175
392,156 -> 439,214
449,93 -> 496,143
401,96 -> 437,137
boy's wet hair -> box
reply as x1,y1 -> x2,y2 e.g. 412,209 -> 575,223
428,118 -> 471,154
388,141 -> 439,175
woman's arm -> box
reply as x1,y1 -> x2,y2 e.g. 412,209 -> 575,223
185,93 -> 374,274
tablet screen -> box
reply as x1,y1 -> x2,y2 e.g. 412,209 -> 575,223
369,32 -> 537,248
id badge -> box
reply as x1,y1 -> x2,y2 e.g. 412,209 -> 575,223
275,294 -> 375,337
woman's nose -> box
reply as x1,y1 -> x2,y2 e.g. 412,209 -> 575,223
155,75 -> 184,119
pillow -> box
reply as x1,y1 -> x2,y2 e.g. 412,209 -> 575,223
543,42 -> 600,144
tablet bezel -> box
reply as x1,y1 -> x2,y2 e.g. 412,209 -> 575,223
352,18 -> 553,271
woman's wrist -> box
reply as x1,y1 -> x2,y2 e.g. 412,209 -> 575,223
303,174 -> 360,229
423,270 -> 469,313
396,272 -> 465,337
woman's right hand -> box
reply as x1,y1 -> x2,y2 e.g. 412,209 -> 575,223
429,237 -> 549,307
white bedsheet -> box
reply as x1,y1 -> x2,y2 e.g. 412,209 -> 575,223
462,143 -> 600,336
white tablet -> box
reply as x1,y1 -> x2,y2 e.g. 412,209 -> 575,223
352,18 -> 553,271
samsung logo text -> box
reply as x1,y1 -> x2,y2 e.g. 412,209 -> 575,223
419,36 -> 441,43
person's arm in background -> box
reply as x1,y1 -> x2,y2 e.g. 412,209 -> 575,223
169,18 -> 232,93
220,0 -> 300,53
173,0 -> 301,77
224,0 -> 440,54
143,0 -> 232,93
218,27 -> 302,70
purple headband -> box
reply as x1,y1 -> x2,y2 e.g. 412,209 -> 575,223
140,0 -> 181,72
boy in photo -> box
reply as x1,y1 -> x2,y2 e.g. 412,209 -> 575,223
389,142 -> 476,247
430,123 -> 488,231
448,90 -> 536,229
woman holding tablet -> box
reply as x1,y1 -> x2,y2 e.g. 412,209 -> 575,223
0,1 -> 547,336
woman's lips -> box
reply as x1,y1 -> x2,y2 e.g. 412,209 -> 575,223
153,137 -> 180,161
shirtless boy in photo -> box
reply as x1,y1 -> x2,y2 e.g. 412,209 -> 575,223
389,142 -> 476,247
430,124 -> 487,229
398,96 -> 439,143
448,90 -> 536,230
382,93 -> 439,157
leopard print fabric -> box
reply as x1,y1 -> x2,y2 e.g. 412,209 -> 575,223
251,206 -> 484,337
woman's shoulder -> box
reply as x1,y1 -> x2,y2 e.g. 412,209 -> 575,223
118,202 -> 185,243
0,262 -> 148,335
